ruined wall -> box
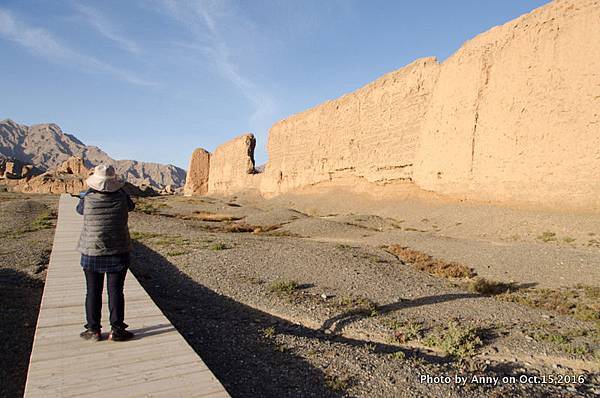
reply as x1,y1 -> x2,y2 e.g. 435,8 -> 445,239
261,57 -> 440,196
199,0 -> 600,209
413,0 -> 600,208
208,134 -> 261,194
183,148 -> 210,196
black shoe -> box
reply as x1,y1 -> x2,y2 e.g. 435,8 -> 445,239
80,329 -> 102,341
109,327 -> 134,342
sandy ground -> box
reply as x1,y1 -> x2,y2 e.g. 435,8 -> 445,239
259,181 -> 600,289
2,186 -> 598,397
127,186 -> 599,397
0,192 -> 57,398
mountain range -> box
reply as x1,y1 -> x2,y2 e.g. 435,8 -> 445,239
0,119 -> 186,189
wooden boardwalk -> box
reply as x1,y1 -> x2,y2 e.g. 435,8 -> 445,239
24,195 -> 230,398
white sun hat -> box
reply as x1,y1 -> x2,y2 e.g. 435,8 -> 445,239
85,164 -> 125,192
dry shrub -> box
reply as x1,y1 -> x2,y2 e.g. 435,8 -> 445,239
252,225 -> 281,234
500,287 -> 600,321
423,321 -> 483,358
269,279 -> 299,294
223,223 -> 255,233
468,277 -> 517,295
192,211 -> 242,222
387,245 -> 475,279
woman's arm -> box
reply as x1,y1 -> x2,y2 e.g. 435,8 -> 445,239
76,190 -> 94,215
119,189 -> 135,211
76,196 -> 85,215
127,195 -> 135,212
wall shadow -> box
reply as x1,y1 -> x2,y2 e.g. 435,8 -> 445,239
130,243 -> 448,397
131,243 -> 343,397
321,293 -> 480,335
0,268 -> 44,398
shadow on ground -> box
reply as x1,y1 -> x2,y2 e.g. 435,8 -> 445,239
0,268 -> 44,398
131,243 -> 449,397
321,293 -> 481,335
131,242 -> 343,397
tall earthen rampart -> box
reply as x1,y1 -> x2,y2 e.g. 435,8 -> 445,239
260,57 -> 440,196
189,0 -> 600,210
413,0 -> 600,208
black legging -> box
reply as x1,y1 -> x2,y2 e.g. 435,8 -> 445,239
83,268 -> 128,331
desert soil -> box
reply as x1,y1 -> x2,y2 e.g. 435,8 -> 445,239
0,192 -> 58,398
128,189 -> 599,397
2,189 -> 599,397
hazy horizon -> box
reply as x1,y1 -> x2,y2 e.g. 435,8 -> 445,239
0,0 -> 549,169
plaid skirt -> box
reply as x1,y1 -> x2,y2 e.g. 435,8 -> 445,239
80,253 -> 130,273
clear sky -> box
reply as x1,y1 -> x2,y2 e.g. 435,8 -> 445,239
0,0 -> 550,169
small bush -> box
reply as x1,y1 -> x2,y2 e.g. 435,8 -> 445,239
166,250 -> 189,257
269,279 -> 299,294
388,320 -> 423,343
500,286 -> 599,321
563,344 -> 591,356
388,351 -> 406,361
153,235 -> 190,246
210,243 -> 228,251
135,201 -> 160,215
423,321 -> 482,358
339,296 -> 379,317
325,374 -> 351,392
534,332 -> 592,357
261,326 -> 276,338
537,231 -> 557,242
30,210 -> 57,231
468,278 -> 516,295
534,332 -> 569,345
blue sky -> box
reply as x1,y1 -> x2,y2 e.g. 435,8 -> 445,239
0,0 -> 549,169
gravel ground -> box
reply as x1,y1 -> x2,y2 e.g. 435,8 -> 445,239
128,194 -> 600,397
131,241 -> 588,397
2,190 -> 598,397
0,192 -> 57,398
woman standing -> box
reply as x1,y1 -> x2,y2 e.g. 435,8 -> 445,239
76,164 -> 135,342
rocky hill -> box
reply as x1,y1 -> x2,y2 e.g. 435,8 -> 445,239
0,119 -> 185,189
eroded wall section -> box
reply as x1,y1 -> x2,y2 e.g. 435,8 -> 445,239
183,148 -> 210,196
260,57 -> 440,196
413,0 -> 600,208
208,133 -> 260,194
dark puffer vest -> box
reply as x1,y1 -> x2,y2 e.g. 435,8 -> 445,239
77,190 -> 133,256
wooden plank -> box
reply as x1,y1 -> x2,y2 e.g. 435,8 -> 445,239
24,194 -> 230,397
